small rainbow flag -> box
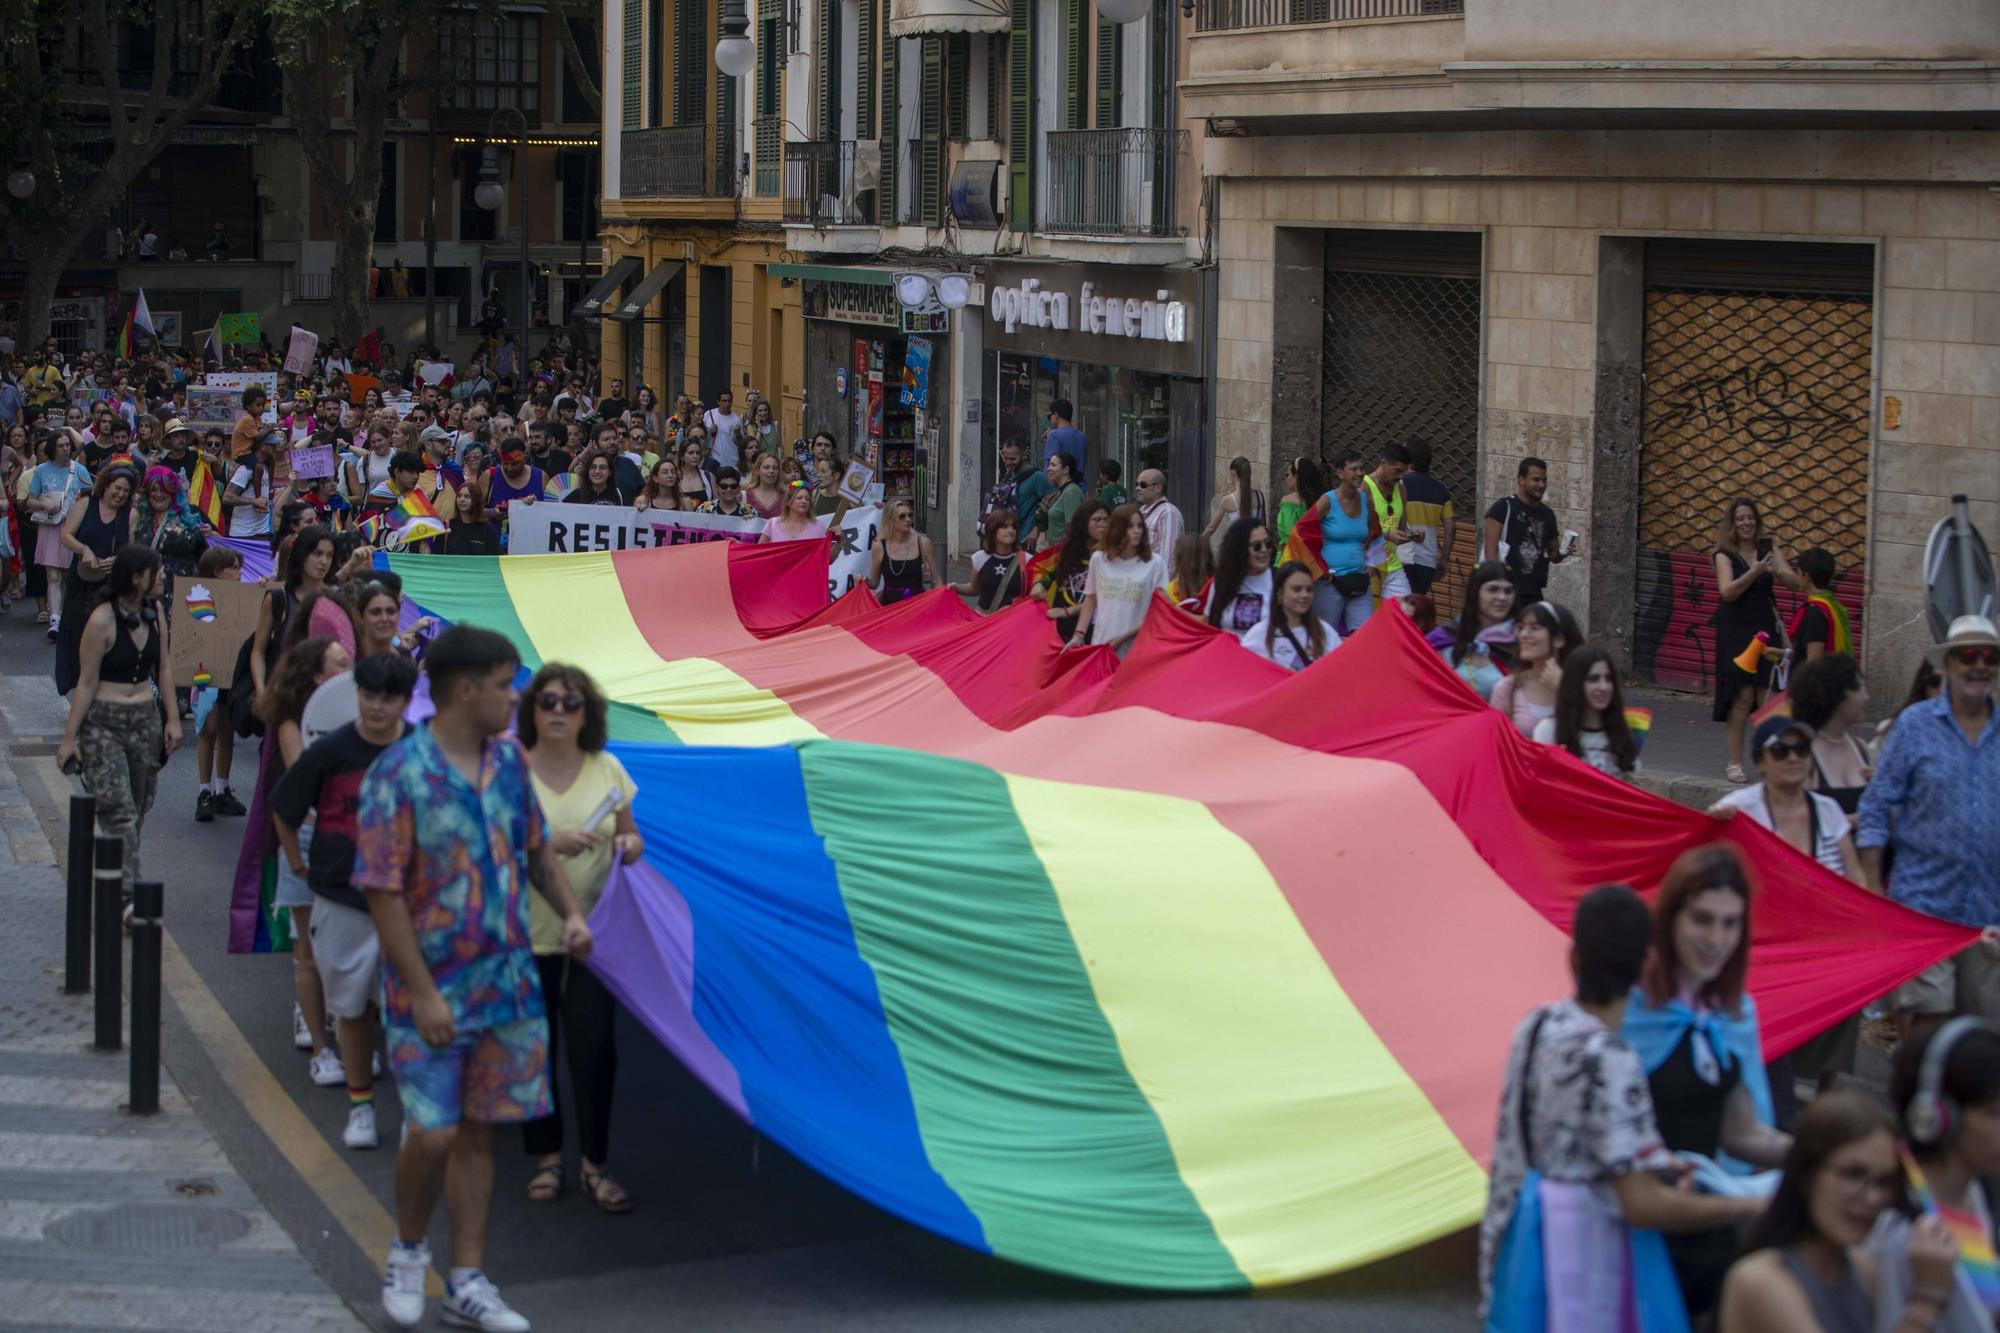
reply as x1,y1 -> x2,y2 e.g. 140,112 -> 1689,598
191,665 -> 213,687
1751,692 -> 1793,727
188,458 -> 223,530
1623,706 -> 1653,753
360,487 -> 447,547
184,584 -> 217,622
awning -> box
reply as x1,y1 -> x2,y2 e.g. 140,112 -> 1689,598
574,255 -> 641,317
605,262 -> 684,322
768,263 -> 894,286
888,0 -> 1008,36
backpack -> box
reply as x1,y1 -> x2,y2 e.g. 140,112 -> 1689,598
227,589 -> 292,738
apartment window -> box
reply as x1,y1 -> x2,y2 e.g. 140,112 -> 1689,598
439,14 -> 542,116
559,149 -> 599,242
455,146 -> 505,241
375,141 -> 399,242
561,17 -> 599,123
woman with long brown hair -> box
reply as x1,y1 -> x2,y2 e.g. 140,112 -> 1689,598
1713,495 -> 1807,784
1623,843 -> 1792,1324
55,463 -> 137,691
1036,498 -> 1107,644
1202,453 -> 1265,541
1069,502 -> 1167,656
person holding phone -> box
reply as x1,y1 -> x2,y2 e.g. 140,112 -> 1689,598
1712,496 -> 1807,784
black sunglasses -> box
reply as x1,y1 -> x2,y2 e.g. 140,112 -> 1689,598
536,690 -> 585,715
1762,741 -> 1811,761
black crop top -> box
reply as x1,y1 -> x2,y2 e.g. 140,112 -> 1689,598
100,603 -> 160,685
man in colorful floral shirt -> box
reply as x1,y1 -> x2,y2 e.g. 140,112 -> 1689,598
355,625 -> 592,1333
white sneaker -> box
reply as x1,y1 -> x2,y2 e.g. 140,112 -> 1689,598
342,1101 -> 379,1149
292,1003 -> 312,1050
442,1272 -> 531,1332
309,1047 -> 346,1086
382,1239 -> 431,1328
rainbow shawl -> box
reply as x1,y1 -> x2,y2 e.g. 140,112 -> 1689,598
320,538 -> 1975,1290
1903,1146 -> 2000,1314
1787,591 -> 1853,655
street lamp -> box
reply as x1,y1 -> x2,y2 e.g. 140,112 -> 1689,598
1097,0 -> 1150,22
476,106 -> 531,352
715,0 -> 756,78
5,140 -> 33,200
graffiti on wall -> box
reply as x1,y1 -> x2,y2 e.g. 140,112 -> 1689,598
1633,548 -> 1869,694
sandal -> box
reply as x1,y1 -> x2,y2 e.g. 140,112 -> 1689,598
526,1162 -> 564,1203
1725,763 -> 1749,784
580,1167 -> 633,1214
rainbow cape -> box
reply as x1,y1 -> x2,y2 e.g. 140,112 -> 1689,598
298,539 -> 1970,1290
1787,591 -> 1853,656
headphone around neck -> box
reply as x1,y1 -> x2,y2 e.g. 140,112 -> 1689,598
1906,1015 -> 1996,1148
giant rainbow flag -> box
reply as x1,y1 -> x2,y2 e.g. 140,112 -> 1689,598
353,539 -> 1967,1290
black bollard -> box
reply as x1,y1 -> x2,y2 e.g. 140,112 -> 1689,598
64,795 -> 96,994
128,881 -> 163,1115
92,836 -> 123,1053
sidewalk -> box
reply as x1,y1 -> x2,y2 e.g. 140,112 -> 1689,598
0,738 -> 365,1329
1624,685 -> 1739,811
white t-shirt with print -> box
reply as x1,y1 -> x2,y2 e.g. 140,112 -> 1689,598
1082,552 -> 1166,648
704,409 -> 743,467
1204,567 -> 1273,635
226,464 -> 272,537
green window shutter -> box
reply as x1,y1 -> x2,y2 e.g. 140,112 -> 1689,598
1149,0 -> 1170,132
675,0 -> 708,125
1007,0 -> 1031,229
879,35 -> 897,217
819,0 -> 841,137
986,35 -> 999,142
920,36 -> 944,224
945,33 -> 968,140
716,71 -> 738,193
622,0 -> 644,129
857,0 -> 875,135
1094,14 -> 1120,129
1064,0 -> 1084,131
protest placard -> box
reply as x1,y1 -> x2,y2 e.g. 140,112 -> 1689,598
204,371 -> 280,424
283,326 -> 320,375
289,442 -> 337,480
169,578 -> 264,689
186,386 -> 240,427
837,460 -> 874,505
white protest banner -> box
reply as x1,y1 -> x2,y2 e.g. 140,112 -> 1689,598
415,360 -> 454,387
511,501 -> 882,601
283,326 -> 320,376
204,371 -> 279,423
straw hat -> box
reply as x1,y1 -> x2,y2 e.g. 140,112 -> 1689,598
161,417 -> 196,441
1927,614 -> 2000,666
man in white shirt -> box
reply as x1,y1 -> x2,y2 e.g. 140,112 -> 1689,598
1135,468 -> 1184,560
704,389 -> 744,470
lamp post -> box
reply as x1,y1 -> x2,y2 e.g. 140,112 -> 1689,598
476,106 -> 531,354
6,138 -> 34,200
714,0 -> 756,78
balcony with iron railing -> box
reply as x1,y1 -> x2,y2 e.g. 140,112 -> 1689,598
1194,0 -> 1459,30
619,123 -> 739,200
783,140 -> 879,226
1043,128 -> 1186,238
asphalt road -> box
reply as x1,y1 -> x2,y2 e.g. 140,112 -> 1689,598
0,595 -> 1476,1332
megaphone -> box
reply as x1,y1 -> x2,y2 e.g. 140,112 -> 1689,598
1733,631 -> 1774,674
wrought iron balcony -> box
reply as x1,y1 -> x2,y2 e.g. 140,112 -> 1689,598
783,140 -> 878,226
1043,127 -> 1186,237
620,123 -> 738,199
1193,0 -> 1460,31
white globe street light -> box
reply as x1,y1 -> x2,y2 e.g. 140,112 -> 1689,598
5,168 -> 33,200
1098,0 -> 1150,22
715,32 -> 756,78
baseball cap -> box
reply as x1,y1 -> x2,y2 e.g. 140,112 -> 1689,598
1751,715 -> 1814,759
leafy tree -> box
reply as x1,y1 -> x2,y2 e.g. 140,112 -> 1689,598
0,0 -> 260,351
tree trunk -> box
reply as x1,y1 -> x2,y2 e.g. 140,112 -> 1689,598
329,205 -> 378,343
16,247 -> 64,354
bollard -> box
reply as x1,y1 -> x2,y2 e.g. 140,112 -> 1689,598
127,881 -> 163,1115
64,795 -> 96,994
92,836 -> 123,1053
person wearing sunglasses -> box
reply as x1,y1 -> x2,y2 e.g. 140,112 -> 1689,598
1204,517 -> 1275,634
515,665 -> 642,1215
696,466 -> 756,519
1709,715 -> 1860,880
1859,615 -> 2000,1042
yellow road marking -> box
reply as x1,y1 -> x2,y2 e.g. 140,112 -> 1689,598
29,755 -> 440,1298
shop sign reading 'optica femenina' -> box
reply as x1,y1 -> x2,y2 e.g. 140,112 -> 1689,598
981,261 -> 1205,379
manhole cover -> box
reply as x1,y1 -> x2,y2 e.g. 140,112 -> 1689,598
45,1203 -> 252,1253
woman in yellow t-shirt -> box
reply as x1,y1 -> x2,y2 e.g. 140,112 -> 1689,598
517,663 -> 643,1213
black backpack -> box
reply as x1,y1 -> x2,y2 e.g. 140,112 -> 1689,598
227,589 -> 291,738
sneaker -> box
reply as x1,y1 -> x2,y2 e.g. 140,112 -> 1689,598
35,608 -> 48,624
382,1239 -> 432,1328
292,1003 -> 312,1050
309,1047 -> 346,1087
46,616 -> 59,642
342,1102 -> 379,1149
195,790 -> 215,823
442,1272 -> 531,1332
214,788 -> 248,817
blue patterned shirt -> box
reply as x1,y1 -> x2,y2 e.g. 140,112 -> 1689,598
1855,691 -> 2000,927
353,724 -> 548,1033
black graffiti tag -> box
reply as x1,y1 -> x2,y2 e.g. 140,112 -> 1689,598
1652,361 -> 1861,451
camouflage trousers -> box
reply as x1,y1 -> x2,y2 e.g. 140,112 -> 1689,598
78,698 -> 162,895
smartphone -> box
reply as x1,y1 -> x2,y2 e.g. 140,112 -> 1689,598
61,754 -> 82,777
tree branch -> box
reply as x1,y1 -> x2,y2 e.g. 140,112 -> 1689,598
550,3 -> 599,117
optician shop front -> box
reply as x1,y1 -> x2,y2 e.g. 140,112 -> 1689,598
979,260 -> 1214,527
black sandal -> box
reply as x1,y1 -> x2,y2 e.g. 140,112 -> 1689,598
526,1162 -> 564,1203
580,1167 -> 633,1214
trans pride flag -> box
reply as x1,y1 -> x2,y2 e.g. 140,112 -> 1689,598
307,538 -> 1972,1291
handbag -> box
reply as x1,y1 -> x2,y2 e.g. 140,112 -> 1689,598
29,471 -> 78,526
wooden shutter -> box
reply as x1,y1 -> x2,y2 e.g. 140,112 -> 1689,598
819,0 -> 841,137
1064,0 -> 1084,130
716,70 -> 738,193
622,0 -> 644,129
919,36 -> 944,224
857,0 -> 875,136
1094,12 -> 1120,128
879,32 -> 897,213
675,0 -> 708,125
1007,0 -> 1031,228
945,33 -> 968,141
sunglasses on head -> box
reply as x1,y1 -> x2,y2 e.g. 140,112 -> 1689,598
1950,646 -> 2000,667
1762,740 -> 1811,761
536,690 -> 585,714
